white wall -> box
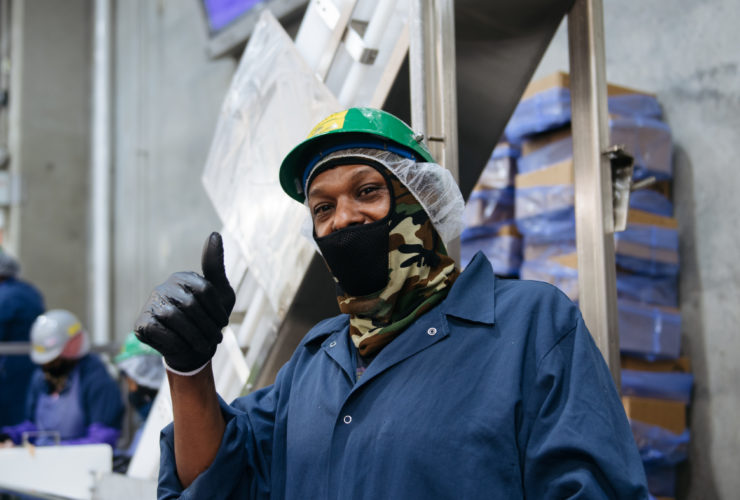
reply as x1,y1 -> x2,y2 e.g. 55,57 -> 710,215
534,2 -> 740,498
112,1 -> 235,340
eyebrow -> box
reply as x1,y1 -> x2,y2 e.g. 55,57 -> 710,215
307,165 -> 382,200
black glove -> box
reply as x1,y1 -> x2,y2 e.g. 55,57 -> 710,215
134,232 -> 236,373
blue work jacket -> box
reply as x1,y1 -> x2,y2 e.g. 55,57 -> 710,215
159,253 -> 648,499
0,278 -> 44,426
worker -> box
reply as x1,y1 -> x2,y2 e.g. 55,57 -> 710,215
0,309 -> 124,447
0,249 -> 44,427
113,331 -> 164,470
135,108 -> 649,498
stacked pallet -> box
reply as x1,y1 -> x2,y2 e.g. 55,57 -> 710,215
495,71 -> 692,499
460,142 -> 522,276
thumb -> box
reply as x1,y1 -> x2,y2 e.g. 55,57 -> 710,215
201,232 -> 233,299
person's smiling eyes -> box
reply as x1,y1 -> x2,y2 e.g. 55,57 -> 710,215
357,183 -> 386,198
313,203 -> 333,217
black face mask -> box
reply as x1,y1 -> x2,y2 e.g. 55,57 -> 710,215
42,359 -> 77,392
128,386 -> 158,418
42,359 -> 76,378
314,214 -> 391,296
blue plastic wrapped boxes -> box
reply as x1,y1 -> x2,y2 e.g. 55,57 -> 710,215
517,116 -> 673,181
507,71 -> 687,500
620,357 -> 693,499
461,143 -> 523,276
505,71 -> 663,143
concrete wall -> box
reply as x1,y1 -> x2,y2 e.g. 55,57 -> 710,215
534,1 -> 740,498
8,0 -> 92,320
112,0 -> 235,340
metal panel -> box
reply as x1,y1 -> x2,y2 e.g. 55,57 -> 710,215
409,0 -> 460,260
567,0 -> 621,386
91,0 -> 112,345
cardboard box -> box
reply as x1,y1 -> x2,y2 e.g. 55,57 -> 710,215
520,126 -> 573,157
515,158 -> 574,189
621,356 -> 691,373
627,209 -> 678,229
520,71 -> 655,102
621,396 -> 686,434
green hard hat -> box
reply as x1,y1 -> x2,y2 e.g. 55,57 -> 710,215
115,331 -> 161,364
279,107 -> 435,202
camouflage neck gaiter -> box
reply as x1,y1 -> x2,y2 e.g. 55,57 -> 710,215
320,174 -> 460,358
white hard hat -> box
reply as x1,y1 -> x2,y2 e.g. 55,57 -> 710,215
30,309 -> 90,365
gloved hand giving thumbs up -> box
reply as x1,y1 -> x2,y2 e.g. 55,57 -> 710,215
134,232 -> 236,374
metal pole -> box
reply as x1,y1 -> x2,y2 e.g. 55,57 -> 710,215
408,0 -> 428,139
0,0 -> 12,248
567,0 -> 621,387
91,0 -> 112,346
433,0 -> 458,182
409,0 -> 460,262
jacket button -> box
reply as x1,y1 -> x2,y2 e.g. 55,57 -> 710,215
427,327 -> 437,336
329,341 -> 337,348
343,415 -> 352,424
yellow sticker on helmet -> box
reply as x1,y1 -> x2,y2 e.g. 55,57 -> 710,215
33,344 -> 45,353
307,110 -> 347,138
67,322 -> 81,336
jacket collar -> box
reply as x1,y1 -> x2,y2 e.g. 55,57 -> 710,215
440,251 -> 496,326
303,314 -> 349,347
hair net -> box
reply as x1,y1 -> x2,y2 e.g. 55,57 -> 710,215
303,148 -> 465,244
0,249 -> 19,278
118,354 -> 165,390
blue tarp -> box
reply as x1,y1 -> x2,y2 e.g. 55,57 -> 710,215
461,233 -> 521,277
644,463 -> 677,498
463,188 -> 515,230
505,86 -> 663,142
519,259 -> 678,307
516,185 -> 673,229
517,116 -> 672,181
622,370 -> 694,404
618,299 -> 682,360
628,190 -> 674,218
630,419 -> 689,498
524,234 -> 678,278
515,186 -> 678,276
463,144 -> 521,277
516,258 -> 681,357
476,143 -> 519,190
631,419 -> 689,466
